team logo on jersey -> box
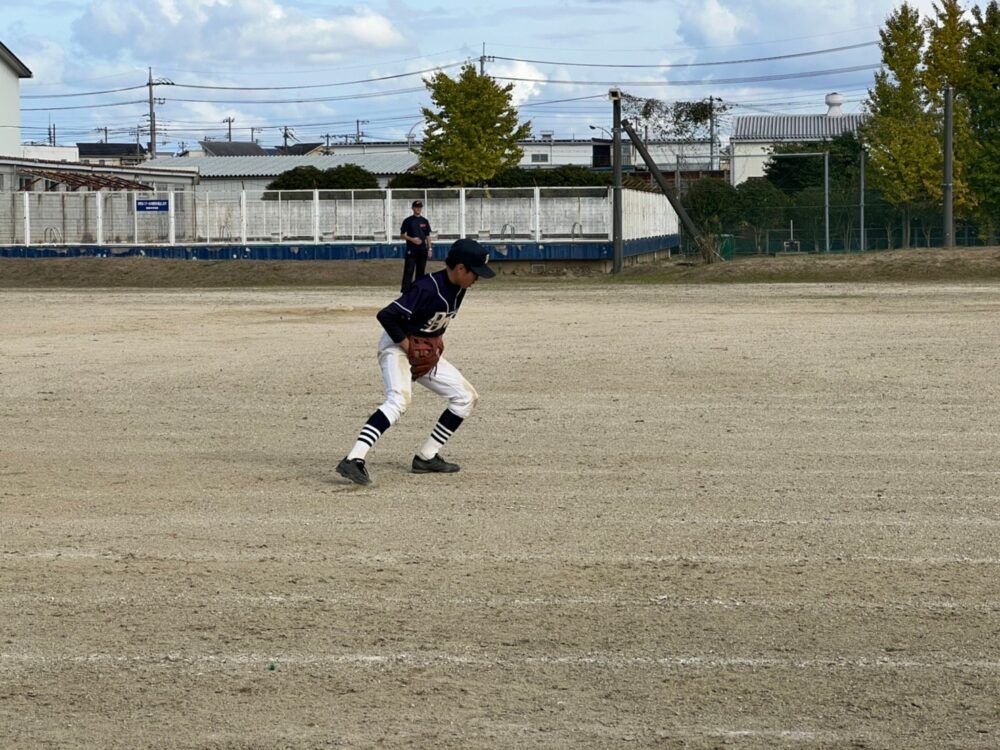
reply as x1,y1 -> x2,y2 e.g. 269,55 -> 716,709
421,311 -> 457,333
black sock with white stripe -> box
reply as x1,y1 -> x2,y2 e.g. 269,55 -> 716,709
347,409 -> 392,460
417,409 -> 465,460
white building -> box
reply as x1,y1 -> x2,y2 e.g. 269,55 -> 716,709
729,93 -> 864,185
320,136 -> 714,172
145,152 -> 417,191
0,42 -> 32,157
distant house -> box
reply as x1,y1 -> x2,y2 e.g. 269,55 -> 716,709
198,140 -> 267,157
275,142 -> 327,156
0,41 -> 32,158
729,93 -> 865,185
77,142 -> 148,167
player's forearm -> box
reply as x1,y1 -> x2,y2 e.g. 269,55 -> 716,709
376,305 -> 408,343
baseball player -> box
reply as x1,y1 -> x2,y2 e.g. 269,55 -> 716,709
399,199 -> 432,293
336,238 -> 496,486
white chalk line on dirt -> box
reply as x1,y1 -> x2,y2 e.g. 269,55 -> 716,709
5,550 -> 1000,565
5,514 -> 1000,529
3,651 -> 999,672
3,592 -> 998,612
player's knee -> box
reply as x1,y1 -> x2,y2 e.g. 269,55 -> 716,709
381,390 -> 411,422
449,384 -> 478,418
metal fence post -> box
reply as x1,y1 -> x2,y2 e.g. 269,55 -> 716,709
96,190 -> 104,245
23,191 -> 30,246
534,186 -> 541,241
168,191 -> 176,245
460,188 -> 466,238
240,191 -> 247,245
313,189 -> 320,243
385,189 -> 392,243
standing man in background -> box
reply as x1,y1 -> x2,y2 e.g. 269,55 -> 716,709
400,199 -> 432,293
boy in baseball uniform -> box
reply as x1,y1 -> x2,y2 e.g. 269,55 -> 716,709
336,238 -> 495,486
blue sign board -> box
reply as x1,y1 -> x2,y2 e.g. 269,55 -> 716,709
136,199 -> 169,212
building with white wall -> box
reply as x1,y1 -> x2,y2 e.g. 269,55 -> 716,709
729,93 -> 864,185
316,136 -> 714,172
0,42 -> 32,157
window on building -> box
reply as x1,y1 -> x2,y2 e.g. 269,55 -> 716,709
592,143 -> 611,168
531,153 -> 549,163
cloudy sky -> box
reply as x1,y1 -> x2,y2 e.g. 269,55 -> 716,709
1,0 -> 983,154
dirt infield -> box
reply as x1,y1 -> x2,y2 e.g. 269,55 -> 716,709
3,281 -> 1000,748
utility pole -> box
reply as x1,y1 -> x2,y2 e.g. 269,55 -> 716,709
610,88 -> 623,274
223,116 -> 235,141
355,120 -> 369,143
943,84 -> 954,248
707,96 -> 717,171
281,126 -> 295,150
146,67 -> 173,159
478,44 -> 494,75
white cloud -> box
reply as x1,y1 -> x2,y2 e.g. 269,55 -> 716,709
489,60 -> 545,106
678,0 -> 747,47
71,0 -> 405,67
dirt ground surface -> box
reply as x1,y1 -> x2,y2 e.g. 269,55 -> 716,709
2,263 -> 1000,747
4,244 -> 1000,287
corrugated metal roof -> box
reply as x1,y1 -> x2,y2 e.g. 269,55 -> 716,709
731,114 -> 865,142
145,153 -> 418,177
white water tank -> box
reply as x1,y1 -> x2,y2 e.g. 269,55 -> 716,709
825,92 -> 844,117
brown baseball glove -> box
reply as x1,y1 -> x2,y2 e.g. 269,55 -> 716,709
406,335 -> 444,379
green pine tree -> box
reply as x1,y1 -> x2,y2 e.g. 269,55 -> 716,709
418,64 -> 532,186
923,0 -> 976,223
860,2 -> 940,248
967,1 -> 1000,241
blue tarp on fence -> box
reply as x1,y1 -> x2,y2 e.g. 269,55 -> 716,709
0,235 -> 679,262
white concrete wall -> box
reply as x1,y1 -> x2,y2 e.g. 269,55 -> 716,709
730,143 -> 772,186
0,64 -> 21,156
22,145 -> 79,161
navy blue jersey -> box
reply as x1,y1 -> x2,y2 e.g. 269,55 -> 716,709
400,214 -> 432,249
376,269 -> 465,341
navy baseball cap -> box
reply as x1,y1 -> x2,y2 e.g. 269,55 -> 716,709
447,238 -> 495,278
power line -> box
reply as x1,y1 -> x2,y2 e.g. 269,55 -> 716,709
22,99 -> 147,112
483,25 -> 883,53
168,85 -> 428,106
491,41 -> 877,69
494,63 -> 881,88
23,84 -> 148,100
170,63 -> 463,91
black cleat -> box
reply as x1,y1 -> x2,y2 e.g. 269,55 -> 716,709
336,457 -> 372,486
411,454 -> 460,474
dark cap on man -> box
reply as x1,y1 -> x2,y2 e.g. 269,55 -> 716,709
447,238 -> 496,278
412,200 -> 423,207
